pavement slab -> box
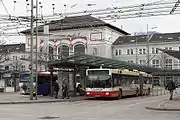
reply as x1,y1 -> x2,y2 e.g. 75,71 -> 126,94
146,89 -> 180,111
0,94 -> 179,120
0,92 -> 90,104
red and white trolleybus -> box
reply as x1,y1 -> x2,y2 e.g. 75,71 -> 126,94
85,68 -> 152,99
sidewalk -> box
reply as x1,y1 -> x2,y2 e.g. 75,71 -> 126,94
146,91 -> 180,111
0,93 -> 90,105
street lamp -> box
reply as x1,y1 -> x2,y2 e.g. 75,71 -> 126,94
30,0 -> 34,100
35,0 -> 39,100
146,24 -> 157,67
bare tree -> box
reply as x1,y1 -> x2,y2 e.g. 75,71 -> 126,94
0,37 -> 7,63
157,52 -> 170,86
157,52 -> 169,69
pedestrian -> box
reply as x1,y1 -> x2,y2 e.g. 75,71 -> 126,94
166,80 -> 176,100
76,80 -> 81,95
22,83 -> 27,94
53,80 -> 59,99
62,81 -> 69,99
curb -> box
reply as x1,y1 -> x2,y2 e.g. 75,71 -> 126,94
145,106 -> 180,111
0,97 -> 91,105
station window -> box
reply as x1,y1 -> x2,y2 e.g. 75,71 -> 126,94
115,50 -> 118,56
127,49 -> 130,55
130,49 -> 133,55
156,48 -> 158,53
119,50 -> 121,55
93,48 -> 98,55
139,49 -> 142,54
143,48 -> 146,54
152,48 -> 155,54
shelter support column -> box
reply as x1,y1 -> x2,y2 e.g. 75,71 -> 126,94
68,72 -> 74,96
73,65 -> 77,96
50,71 -> 53,97
57,71 -> 63,97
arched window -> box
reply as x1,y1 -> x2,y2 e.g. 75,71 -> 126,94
58,45 -> 69,59
74,44 -> 85,54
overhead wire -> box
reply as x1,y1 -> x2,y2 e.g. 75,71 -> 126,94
0,0 -> 10,16
0,0 -> 180,36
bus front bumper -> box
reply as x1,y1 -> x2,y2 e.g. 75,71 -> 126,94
86,91 -> 118,97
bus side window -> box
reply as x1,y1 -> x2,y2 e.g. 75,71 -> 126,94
114,78 -> 117,87
144,78 -> 147,84
135,78 -> 139,84
149,79 -> 152,84
132,80 -> 135,84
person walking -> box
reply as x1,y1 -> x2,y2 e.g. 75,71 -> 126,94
22,83 -> 27,94
62,81 -> 69,99
166,80 -> 176,100
53,80 -> 59,99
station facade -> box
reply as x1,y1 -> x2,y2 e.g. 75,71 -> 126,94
21,15 -> 129,96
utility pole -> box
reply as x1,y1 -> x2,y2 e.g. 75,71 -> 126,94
147,24 -> 150,66
35,0 -> 38,100
135,33 -> 138,64
30,0 -> 34,100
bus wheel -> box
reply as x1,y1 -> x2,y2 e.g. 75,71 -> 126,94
136,88 -> 139,97
117,89 -> 122,100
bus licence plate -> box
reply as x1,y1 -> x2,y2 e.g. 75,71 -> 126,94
95,95 -> 101,97
93,88 -> 102,91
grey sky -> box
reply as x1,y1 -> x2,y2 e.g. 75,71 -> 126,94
0,0 -> 180,43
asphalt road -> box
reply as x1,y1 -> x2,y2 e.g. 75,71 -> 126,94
0,95 -> 179,120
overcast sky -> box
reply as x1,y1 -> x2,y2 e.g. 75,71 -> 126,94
0,0 -> 180,43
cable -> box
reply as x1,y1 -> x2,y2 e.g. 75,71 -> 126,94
0,0 -> 10,16
0,0 -> 179,35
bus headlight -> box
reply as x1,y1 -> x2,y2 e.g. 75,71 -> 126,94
86,92 -> 90,95
19,83 -> 23,87
105,92 -> 109,95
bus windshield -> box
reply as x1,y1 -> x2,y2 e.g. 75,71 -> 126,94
86,70 -> 111,88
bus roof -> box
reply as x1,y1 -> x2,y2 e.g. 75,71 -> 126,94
20,71 -> 58,76
86,68 -> 152,77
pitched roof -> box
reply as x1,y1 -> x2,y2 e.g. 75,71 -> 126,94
0,44 -> 25,53
113,32 -> 180,45
158,48 -> 180,60
20,15 -> 129,35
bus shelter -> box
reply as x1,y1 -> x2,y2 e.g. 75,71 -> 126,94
48,53 -> 161,96
49,53 -> 160,73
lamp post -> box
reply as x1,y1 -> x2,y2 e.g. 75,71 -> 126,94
35,0 -> 38,100
146,24 -> 157,66
30,0 -> 34,100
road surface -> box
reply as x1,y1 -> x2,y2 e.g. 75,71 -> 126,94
0,95 -> 179,120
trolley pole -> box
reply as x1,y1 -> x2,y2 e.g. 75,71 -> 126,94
30,0 -> 34,100
35,0 -> 38,100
